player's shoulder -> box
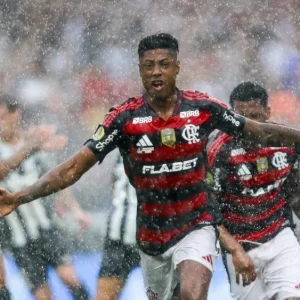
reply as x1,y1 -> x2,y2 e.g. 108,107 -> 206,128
207,130 -> 233,168
182,89 -> 227,108
103,95 -> 144,126
109,95 -> 144,114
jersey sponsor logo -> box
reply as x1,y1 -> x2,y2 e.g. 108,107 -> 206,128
132,116 -> 152,124
223,111 -> 240,127
95,129 -> 118,151
180,110 -> 199,118
136,135 -> 154,154
272,152 -> 288,170
231,148 -> 246,156
182,124 -> 200,144
92,126 -> 105,141
237,164 -> 252,180
241,177 -> 287,196
161,128 -> 176,146
142,158 -> 198,174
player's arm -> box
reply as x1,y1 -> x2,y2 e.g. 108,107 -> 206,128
241,119 -> 300,147
218,225 -> 256,286
214,105 -> 300,147
0,146 -> 98,216
0,106 -> 123,216
0,145 -> 39,180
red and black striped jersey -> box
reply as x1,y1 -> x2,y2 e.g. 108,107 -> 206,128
207,129 -> 300,251
85,89 -> 246,255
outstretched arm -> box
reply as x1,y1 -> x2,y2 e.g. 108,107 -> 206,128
0,146 -> 97,216
16,146 -> 97,204
210,102 -> 300,148
242,119 -> 300,147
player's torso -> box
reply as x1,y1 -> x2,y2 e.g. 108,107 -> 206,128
116,91 -> 223,254
221,137 -> 297,245
226,142 -> 297,197
119,91 -> 216,190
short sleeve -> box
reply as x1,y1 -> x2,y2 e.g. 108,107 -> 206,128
202,98 -> 246,136
206,131 -> 231,203
84,106 -> 123,163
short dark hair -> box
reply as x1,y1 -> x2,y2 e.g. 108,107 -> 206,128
0,94 -> 19,112
229,82 -> 268,107
138,33 -> 179,57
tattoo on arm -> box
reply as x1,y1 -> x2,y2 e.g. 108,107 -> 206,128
14,147 -> 98,205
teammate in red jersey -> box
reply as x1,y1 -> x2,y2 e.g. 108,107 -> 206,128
207,82 -> 300,300
0,34 -> 300,300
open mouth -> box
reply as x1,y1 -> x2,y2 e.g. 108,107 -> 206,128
152,80 -> 164,91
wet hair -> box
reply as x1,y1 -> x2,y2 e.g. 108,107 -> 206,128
138,33 -> 179,57
0,94 -> 19,112
229,82 -> 268,107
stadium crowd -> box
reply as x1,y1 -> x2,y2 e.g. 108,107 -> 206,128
0,0 -> 300,299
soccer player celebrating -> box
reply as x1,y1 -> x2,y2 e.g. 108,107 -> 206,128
207,82 -> 300,300
0,33 -> 300,300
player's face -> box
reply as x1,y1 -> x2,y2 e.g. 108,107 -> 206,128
0,105 -> 20,137
139,49 -> 180,100
232,99 -> 271,122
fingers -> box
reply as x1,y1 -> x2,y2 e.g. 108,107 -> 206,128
236,268 -> 257,286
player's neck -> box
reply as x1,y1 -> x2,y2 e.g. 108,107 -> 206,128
147,91 -> 178,121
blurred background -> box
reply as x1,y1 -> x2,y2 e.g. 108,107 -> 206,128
1,0 -> 300,299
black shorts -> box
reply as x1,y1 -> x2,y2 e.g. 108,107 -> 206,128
10,228 -> 72,291
99,237 -> 140,280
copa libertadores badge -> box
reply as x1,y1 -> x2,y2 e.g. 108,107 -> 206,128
93,126 -> 105,141
161,128 -> 176,146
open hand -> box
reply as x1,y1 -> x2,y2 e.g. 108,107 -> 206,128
0,188 -> 19,216
232,248 -> 257,286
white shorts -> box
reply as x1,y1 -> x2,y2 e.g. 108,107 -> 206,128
140,226 -> 219,300
225,227 -> 300,300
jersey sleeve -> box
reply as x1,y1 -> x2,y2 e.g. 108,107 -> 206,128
206,131 -> 231,204
84,106 -> 123,163
203,97 -> 246,136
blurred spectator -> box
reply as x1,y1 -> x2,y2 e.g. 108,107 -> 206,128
269,90 -> 300,128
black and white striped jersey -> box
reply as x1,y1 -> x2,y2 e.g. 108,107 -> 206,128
107,153 -> 137,245
0,140 -> 56,248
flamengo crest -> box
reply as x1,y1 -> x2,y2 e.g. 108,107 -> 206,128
182,124 -> 200,144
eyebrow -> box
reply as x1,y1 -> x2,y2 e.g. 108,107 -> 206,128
142,57 -> 172,63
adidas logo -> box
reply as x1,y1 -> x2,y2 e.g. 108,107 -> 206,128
237,164 -> 252,180
137,135 -> 154,154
